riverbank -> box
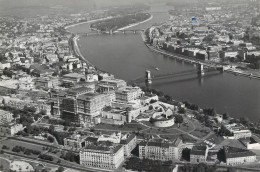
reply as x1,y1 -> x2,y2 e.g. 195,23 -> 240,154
140,32 -> 260,80
71,35 -> 95,68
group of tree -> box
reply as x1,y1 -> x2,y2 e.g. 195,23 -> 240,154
39,154 -> 54,161
203,108 -> 216,116
123,157 -> 174,172
183,101 -> 199,111
181,163 -> 217,172
175,114 -> 184,124
56,167 -> 65,172
47,136 -> 55,143
48,118 -> 79,127
181,148 -> 191,161
222,113 -> 229,120
48,125 -> 70,145
178,107 -> 186,114
195,113 -> 213,128
23,125 -> 48,136
217,125 -> 234,137
60,151 -> 80,164
2,68 -> 14,78
12,146 -> 40,156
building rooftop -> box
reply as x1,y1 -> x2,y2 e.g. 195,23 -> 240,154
139,138 -> 181,148
120,134 -> 136,145
77,92 -> 103,101
224,146 -> 256,158
83,141 -> 123,154
67,87 -> 92,95
191,145 -> 207,156
63,73 -> 85,78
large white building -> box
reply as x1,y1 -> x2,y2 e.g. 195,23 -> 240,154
120,134 -> 137,156
139,138 -> 183,161
225,123 -> 252,139
79,142 -> 124,169
98,78 -> 127,93
224,146 -> 256,165
115,86 -> 143,102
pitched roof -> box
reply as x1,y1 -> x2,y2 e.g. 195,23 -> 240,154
224,146 -> 256,158
191,145 -> 207,156
120,134 -> 136,145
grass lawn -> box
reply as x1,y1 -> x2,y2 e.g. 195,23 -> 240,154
94,123 -> 148,132
1,139 -> 45,151
206,134 -> 224,145
144,127 -> 182,135
190,129 -> 210,138
159,134 -> 179,140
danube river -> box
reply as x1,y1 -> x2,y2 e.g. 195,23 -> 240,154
67,4 -> 260,121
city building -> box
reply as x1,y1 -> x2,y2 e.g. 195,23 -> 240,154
0,123 -> 24,136
224,146 -> 256,165
79,142 -> 124,169
95,108 -> 127,125
0,109 -> 14,124
120,133 -> 137,156
190,145 -> 209,163
98,78 -> 127,92
139,138 -> 183,161
2,96 -> 51,115
115,86 -> 143,102
61,90 -> 114,125
224,123 -> 252,139
64,134 -> 88,150
62,73 -> 86,84
34,77 -> 60,89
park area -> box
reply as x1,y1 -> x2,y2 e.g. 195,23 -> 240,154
91,114 -> 211,142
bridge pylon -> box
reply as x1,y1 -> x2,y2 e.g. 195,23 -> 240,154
109,30 -> 113,35
145,70 -> 152,84
198,63 -> 204,76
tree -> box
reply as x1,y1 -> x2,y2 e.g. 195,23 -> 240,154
48,125 -> 55,134
23,106 -> 36,114
103,106 -> 112,111
178,107 -> 186,114
56,167 -> 64,172
47,136 -> 55,143
149,99 -> 157,104
2,145 -> 9,150
182,148 -> 191,161
149,105 -> 153,110
222,113 -> 229,120
175,115 -> 183,124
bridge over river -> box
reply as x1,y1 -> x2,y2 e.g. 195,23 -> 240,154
77,29 -> 145,36
130,63 -> 224,84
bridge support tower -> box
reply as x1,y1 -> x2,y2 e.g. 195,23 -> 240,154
123,30 -> 125,34
134,30 -> 136,34
145,70 -> 152,84
198,63 -> 204,76
109,30 -> 113,35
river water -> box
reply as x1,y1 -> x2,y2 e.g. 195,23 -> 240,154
67,4 -> 260,121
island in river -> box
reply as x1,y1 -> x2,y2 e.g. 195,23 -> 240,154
90,12 -> 151,32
